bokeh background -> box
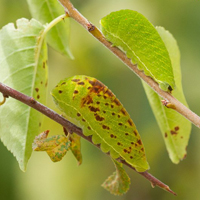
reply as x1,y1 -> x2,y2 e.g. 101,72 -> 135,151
1,0 -> 200,199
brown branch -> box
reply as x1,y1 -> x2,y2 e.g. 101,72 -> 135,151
58,0 -> 200,129
0,82 -> 176,195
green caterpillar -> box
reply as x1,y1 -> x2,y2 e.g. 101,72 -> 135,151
100,10 -> 175,91
51,75 -> 149,172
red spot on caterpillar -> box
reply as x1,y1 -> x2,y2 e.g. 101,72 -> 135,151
81,95 -> 93,107
124,149 -> 128,153
89,106 -> 100,112
72,79 -> 80,82
134,130 -> 138,136
102,125 -> 110,130
35,88 -> 39,92
120,108 -> 127,115
61,82 -> 66,85
89,79 -> 105,94
127,119 -> 134,126
95,114 -> 104,121
78,81 -> 85,85
110,134 -> 117,139
74,90 -> 78,94
137,139 -> 142,145
113,98 -> 120,106
104,89 -> 114,96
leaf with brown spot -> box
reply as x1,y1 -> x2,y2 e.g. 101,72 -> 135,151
51,75 -> 149,172
69,133 -> 82,165
143,27 -> 191,163
32,131 -> 71,162
102,159 -> 130,195
0,18 -> 48,171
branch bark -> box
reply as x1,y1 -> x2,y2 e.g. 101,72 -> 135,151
58,0 -> 200,129
0,81 -> 176,195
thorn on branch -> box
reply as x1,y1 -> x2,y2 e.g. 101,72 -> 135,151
161,100 -> 176,109
30,97 -> 37,104
88,23 -> 95,32
64,11 -> 70,19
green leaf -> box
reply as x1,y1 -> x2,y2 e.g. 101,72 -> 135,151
100,9 -> 175,91
102,159 -> 130,195
33,130 -> 71,162
0,18 -> 48,171
142,27 -> 191,163
26,0 -> 73,58
51,75 -> 149,172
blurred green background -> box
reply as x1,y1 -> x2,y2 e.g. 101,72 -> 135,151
1,0 -> 200,199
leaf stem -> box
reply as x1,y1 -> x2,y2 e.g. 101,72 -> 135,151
43,13 -> 68,36
36,13 -> 68,65
0,82 -> 176,195
0,94 -> 7,106
58,0 -> 200,129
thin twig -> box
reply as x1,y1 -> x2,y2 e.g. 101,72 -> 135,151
58,0 -> 200,129
0,82 -> 176,195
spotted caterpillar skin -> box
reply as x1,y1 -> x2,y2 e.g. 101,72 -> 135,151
51,75 -> 149,172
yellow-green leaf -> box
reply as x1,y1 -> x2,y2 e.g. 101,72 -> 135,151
33,130 -> 71,162
143,27 -> 191,163
102,159 -> 130,195
69,133 -> 82,165
0,18 -> 48,171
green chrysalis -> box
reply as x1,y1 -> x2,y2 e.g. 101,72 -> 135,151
100,10 -> 175,91
51,75 -> 149,172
